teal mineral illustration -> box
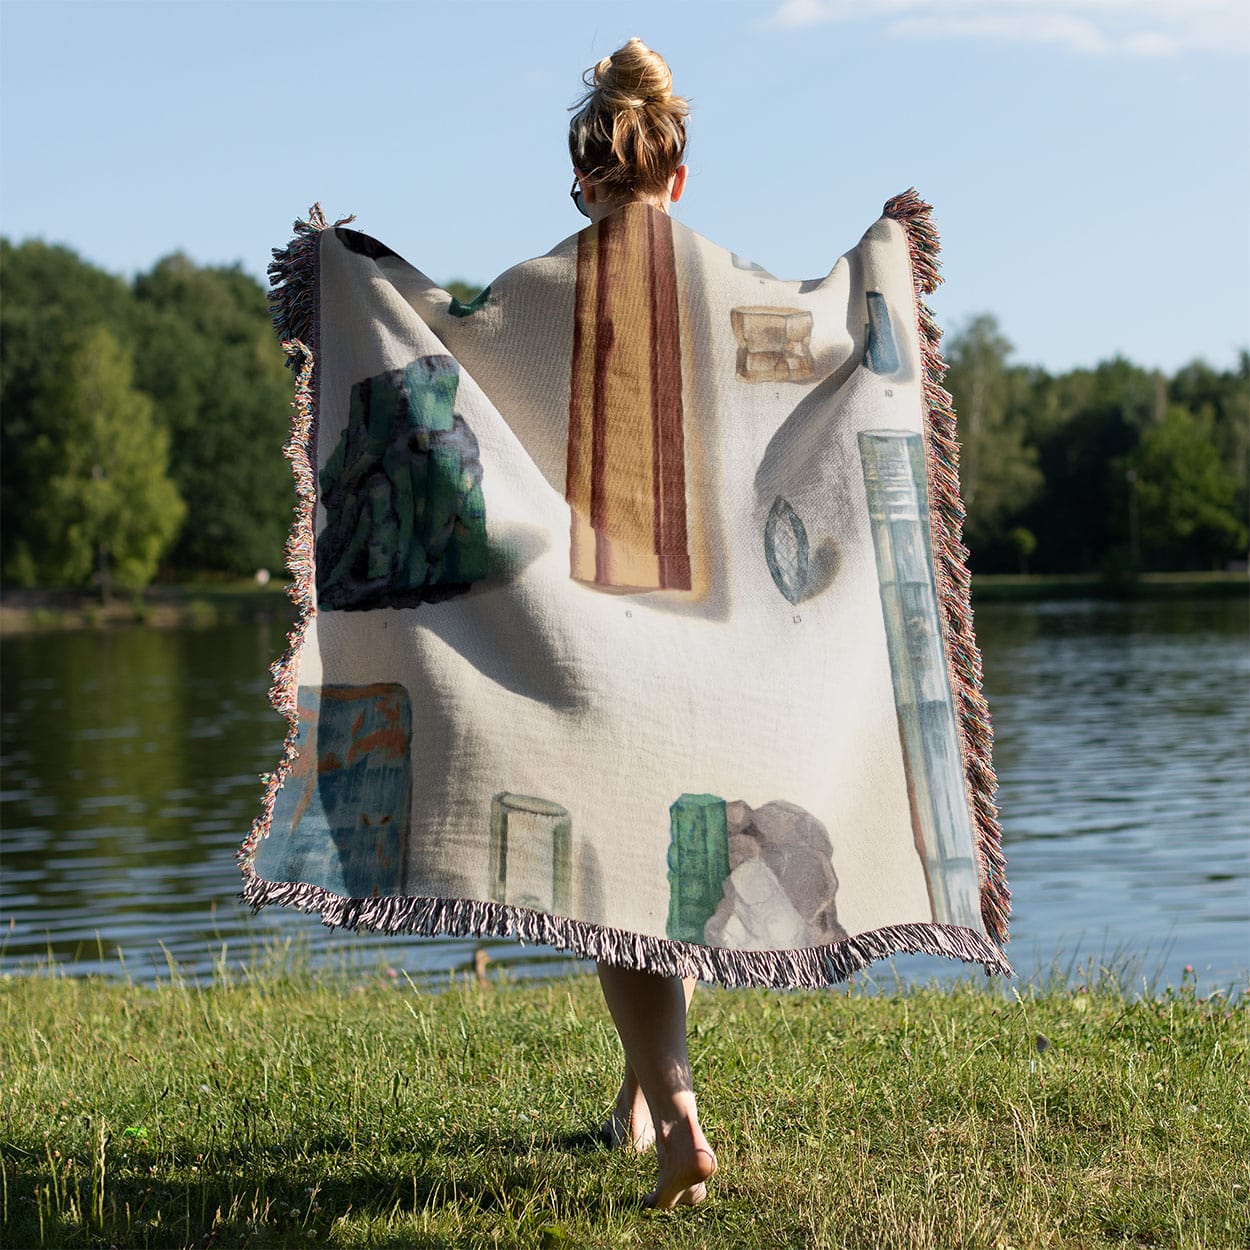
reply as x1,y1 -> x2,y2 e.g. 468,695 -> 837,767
448,285 -> 492,318
666,794 -> 732,942
859,430 -> 982,929
317,355 -> 489,611
864,291 -> 901,376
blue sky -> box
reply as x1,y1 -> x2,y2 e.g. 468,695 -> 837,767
2,0 -> 1246,374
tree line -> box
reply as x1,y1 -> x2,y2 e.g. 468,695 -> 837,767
1,238 -> 1245,595
2,240 -> 294,595
945,315 -> 1247,575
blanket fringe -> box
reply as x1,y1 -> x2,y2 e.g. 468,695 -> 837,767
237,205 -> 349,877
239,196 -> 1013,988
883,188 -> 1011,947
266,203 -> 355,359
240,872 -> 1013,988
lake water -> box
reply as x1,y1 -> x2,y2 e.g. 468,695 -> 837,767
2,598 -> 1246,994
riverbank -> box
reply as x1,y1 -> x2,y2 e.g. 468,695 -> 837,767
968,570 -> 1248,602
0,581 -> 294,635
2,969 -> 1244,1249
1,571 -> 1245,634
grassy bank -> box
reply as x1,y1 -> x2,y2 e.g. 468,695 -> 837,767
0,581 -> 295,635
969,571 -> 1248,602
2,966 -> 1245,1249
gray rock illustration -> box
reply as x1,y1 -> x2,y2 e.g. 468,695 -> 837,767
704,859 -> 811,949
703,799 -> 848,947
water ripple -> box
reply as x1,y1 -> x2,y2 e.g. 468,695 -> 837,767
1,599 -> 1246,992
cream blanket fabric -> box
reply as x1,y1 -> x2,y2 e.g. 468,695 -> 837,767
239,192 -> 1011,986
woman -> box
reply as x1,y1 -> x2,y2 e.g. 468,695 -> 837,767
247,31 -> 1011,1223
567,37 -> 716,1211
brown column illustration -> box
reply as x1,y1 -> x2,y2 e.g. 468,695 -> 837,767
567,205 -> 691,591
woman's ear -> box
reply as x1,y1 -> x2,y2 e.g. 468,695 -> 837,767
669,165 -> 688,203
575,169 -> 598,205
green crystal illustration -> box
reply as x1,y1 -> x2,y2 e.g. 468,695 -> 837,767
666,793 -> 731,942
317,355 -> 489,611
489,792 -> 573,916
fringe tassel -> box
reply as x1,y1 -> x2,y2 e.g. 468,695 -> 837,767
237,205 -> 349,878
265,204 -> 355,363
883,188 -> 1011,947
240,872 -> 1014,988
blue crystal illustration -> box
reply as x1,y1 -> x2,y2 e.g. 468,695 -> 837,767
864,291 -> 901,376
254,684 -> 412,898
859,430 -> 981,928
764,495 -> 811,604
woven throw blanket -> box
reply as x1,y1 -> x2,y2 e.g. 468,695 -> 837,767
238,191 -> 1012,987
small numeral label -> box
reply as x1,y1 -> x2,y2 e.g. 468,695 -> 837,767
792,613 -> 802,624
884,388 -> 894,397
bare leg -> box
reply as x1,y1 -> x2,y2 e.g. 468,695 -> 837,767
602,1057 -> 654,1151
602,978 -> 696,1152
596,964 -> 717,1208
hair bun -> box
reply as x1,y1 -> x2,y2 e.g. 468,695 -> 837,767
569,38 -> 689,197
593,36 -> 675,111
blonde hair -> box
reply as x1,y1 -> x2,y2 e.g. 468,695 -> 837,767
568,37 -> 689,198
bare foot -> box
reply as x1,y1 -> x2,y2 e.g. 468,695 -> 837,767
644,1117 -> 717,1210
602,1078 -> 655,1151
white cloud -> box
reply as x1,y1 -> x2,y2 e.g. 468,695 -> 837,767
765,0 -> 1249,57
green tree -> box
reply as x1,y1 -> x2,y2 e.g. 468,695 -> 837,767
444,279 -> 483,304
943,315 -> 1043,563
25,327 -> 185,597
1129,405 -> 1246,570
1,239 -> 138,581
1006,526 -> 1037,575
1021,357 -> 1163,573
131,256 -> 294,575
1169,353 -> 1250,535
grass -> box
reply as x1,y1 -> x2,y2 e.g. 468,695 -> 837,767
1,958 -> 1246,1250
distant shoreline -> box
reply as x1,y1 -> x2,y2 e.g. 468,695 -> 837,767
968,570 -> 1248,602
0,581 -> 294,635
0,571 -> 1245,635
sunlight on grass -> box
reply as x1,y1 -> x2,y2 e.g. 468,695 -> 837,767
2,951 -> 1246,1249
